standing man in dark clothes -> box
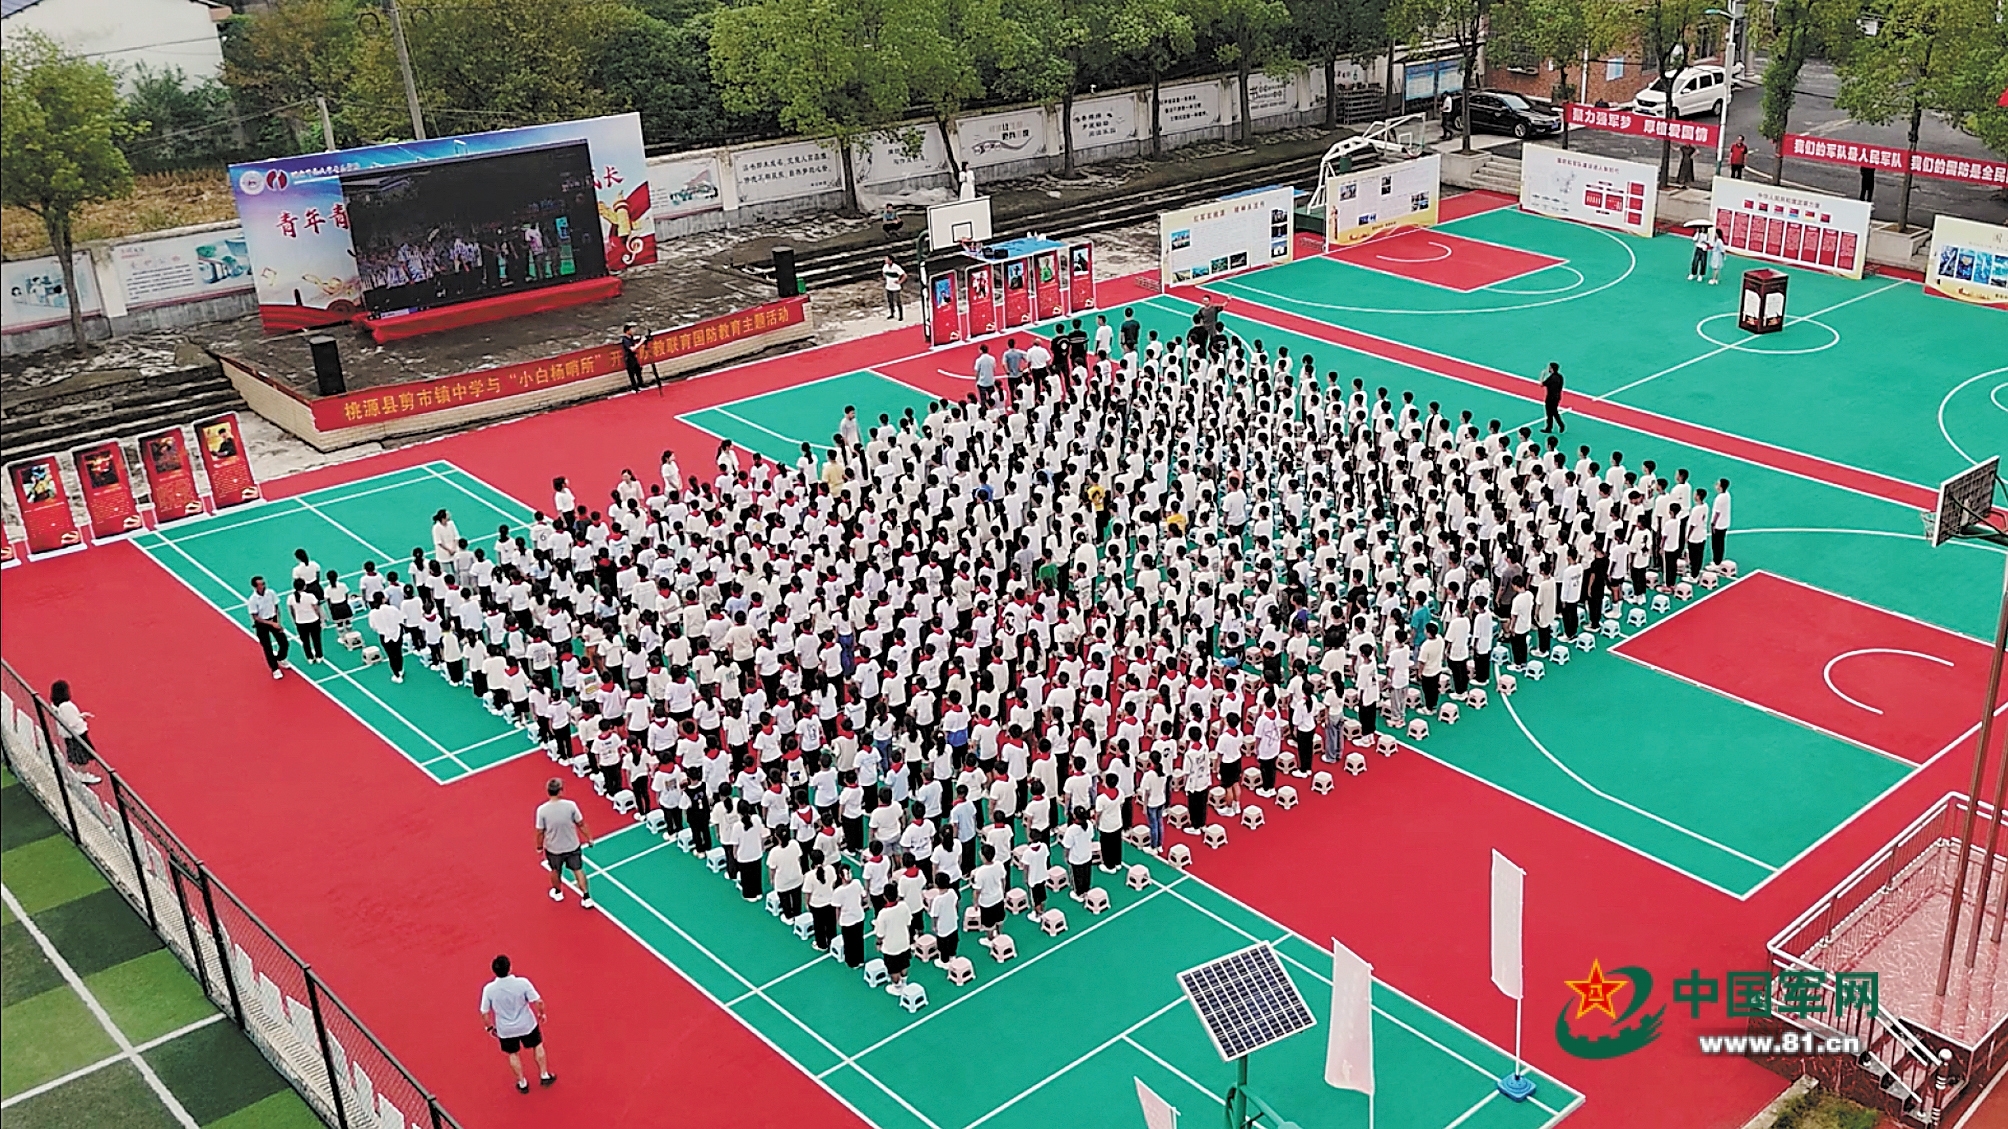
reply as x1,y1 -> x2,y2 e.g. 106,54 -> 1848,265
1119,307 -> 1141,354
621,324 -> 646,392
1540,363 -> 1566,433
1858,166 -> 1875,202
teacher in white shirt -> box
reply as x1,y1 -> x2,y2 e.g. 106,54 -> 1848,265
246,576 -> 290,680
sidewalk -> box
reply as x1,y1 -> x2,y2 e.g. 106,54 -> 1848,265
0,765 -> 322,1129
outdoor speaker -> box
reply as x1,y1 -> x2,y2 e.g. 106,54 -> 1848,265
771,245 -> 798,298
308,334 -> 345,396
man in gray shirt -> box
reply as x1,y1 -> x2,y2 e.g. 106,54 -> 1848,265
535,778 -> 593,908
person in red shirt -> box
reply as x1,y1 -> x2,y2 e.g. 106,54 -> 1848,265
1729,135 -> 1748,179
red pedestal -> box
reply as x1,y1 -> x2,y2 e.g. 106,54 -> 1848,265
1739,269 -> 1788,334
356,276 -> 624,343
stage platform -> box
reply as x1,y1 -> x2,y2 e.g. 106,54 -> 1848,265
358,275 -> 624,343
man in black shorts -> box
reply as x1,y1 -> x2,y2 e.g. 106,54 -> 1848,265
535,778 -> 594,908
480,954 -> 554,1093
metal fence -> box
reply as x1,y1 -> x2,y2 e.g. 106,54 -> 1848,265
0,658 -> 459,1129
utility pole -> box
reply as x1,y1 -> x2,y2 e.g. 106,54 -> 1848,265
386,0 -> 425,140
1709,0 -> 1742,176
317,96 -> 337,152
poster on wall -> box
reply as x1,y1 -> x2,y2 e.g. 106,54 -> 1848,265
1002,259 -> 1032,326
1519,145 -> 1657,238
967,265 -> 997,336
1071,95 -> 1139,150
1,253 -> 103,334
1241,72 -> 1299,122
649,155 -> 725,219
6,457 -> 82,557
69,441 -> 144,541
962,110 -> 1050,169
137,427 -> 209,524
229,113 -> 654,332
1325,154 -> 1442,248
928,272 -> 961,345
733,138 -> 844,206
1158,82 -> 1224,133
1925,215 -> 2008,309
857,127 -> 953,186
111,229 -> 255,311
1068,242 -> 1096,311
1160,185 -> 1296,288
1033,251 -> 1063,320
194,413 -> 260,508
1711,180 -> 1870,280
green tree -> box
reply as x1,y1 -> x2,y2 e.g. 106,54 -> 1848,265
1835,0 -> 1991,228
991,0 -> 1098,173
903,0 -> 1000,168
1,32 -> 134,354
1200,0 -> 1294,141
588,4 -> 759,148
1288,0 -> 1384,129
1629,0 -> 1715,186
120,64 -> 240,173
219,0 -> 362,153
1949,30 -> 2008,160
1491,0 -> 1626,147
1107,0 -> 1198,152
1755,0 -> 1858,182
1390,0 -> 1492,153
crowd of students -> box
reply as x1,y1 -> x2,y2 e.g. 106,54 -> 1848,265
266,314 -> 1729,998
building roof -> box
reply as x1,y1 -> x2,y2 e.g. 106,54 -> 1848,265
0,0 -> 50,18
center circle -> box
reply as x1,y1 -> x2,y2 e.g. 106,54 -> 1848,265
1694,313 -> 1841,355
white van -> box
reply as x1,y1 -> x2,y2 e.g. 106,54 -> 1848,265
1628,64 -> 1737,119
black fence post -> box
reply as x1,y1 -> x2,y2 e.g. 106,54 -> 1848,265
166,865 -> 212,1001
109,775 -> 158,929
304,968 -> 351,1129
197,865 -> 245,1028
429,1097 -> 447,1129
29,695 -> 79,840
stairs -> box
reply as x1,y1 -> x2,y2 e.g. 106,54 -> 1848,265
2,354 -> 245,464
1465,155 -> 1524,196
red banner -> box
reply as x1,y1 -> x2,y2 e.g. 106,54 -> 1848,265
138,427 -> 208,524
307,295 -> 809,432
7,456 -> 83,556
1002,258 -> 1032,327
1067,242 -> 1096,312
70,441 -> 144,541
928,271 -> 961,345
1033,251 -> 1062,320
194,412 -> 260,509
1566,103 -> 1719,148
967,265 -> 997,336
1780,134 -> 2008,187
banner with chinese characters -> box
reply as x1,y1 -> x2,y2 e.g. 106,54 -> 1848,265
1782,134 -> 2008,188
961,109 -> 1050,169
137,426 -> 210,524
112,229 -> 255,311
229,113 -> 653,333
1067,242 -> 1096,311
1520,145 -> 1658,238
309,296 -> 810,431
1926,215 -> 2008,309
69,441 -> 145,541
1711,180 -> 1871,280
194,413 -> 261,508
7,456 -> 82,557
966,264 -> 997,336
1566,103 -> 1718,148
732,139 -> 844,206
1070,95 -> 1138,150
1163,185 -> 1297,286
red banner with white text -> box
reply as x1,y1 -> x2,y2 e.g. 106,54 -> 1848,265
1780,134 -> 2008,187
70,441 -> 145,541
1567,104 -> 1719,148
7,456 -> 82,556
138,427 -> 209,524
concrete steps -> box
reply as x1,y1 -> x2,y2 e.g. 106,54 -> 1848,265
2,358 -> 245,463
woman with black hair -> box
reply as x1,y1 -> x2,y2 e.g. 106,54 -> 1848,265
49,681 -> 100,785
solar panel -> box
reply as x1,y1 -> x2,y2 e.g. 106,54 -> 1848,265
1178,942 -> 1317,1061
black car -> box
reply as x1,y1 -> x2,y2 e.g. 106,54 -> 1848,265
1439,90 -> 1563,139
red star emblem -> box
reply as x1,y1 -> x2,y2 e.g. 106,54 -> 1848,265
1566,959 -> 1628,1020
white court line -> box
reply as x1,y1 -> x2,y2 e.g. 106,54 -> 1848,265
292,494 -> 399,562
1823,649 -> 1956,715
421,463 -> 527,525
1445,1090 -> 1503,1129
142,463 -> 439,542
1121,1033 -> 1223,1104
820,877 -> 1190,1076
1374,240 -> 1455,264
1485,265 -> 1586,295
0,1012 -> 226,1110
1499,691 -> 1779,873
1,884 -> 200,1128
1938,367 -> 2008,465
1593,280 -> 1906,401
725,954 -> 830,1007
446,728 -> 535,756
961,998 -> 1188,1129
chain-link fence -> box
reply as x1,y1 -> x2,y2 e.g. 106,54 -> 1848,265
0,658 -> 461,1129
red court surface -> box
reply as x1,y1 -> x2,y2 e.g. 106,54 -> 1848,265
1612,571 -> 1995,765
1327,228 -> 1567,291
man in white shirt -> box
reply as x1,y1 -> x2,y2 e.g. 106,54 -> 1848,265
365,593 -> 406,683
246,576 -> 290,679
535,778 -> 594,908
882,257 -> 907,320
1710,479 -> 1733,566
479,954 -> 553,1092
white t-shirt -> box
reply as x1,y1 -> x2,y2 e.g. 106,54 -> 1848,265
479,974 -> 541,1038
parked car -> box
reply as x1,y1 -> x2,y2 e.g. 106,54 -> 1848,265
1438,90 -> 1563,139
1627,63 -> 1742,119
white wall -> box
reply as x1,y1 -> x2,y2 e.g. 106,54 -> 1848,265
2,0 -> 224,85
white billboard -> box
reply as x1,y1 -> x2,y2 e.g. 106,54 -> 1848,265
1710,179 -> 1872,280
961,109 -> 1049,168
1,253 -> 102,334
732,139 -> 844,205
649,155 -> 726,218
1158,82 -> 1225,133
111,229 -> 256,311
1519,145 -> 1657,238
1324,154 -> 1442,248
1071,94 -> 1139,150
1925,214 -> 2008,309
1160,185 -> 1295,288
857,127 -> 953,186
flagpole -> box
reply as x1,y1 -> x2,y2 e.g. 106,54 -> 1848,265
1514,994 -> 1524,1078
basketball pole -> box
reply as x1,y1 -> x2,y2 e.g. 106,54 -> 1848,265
1936,507 -> 2008,994
1961,552 -> 2008,967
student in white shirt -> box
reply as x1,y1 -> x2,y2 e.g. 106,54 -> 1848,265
287,578 -> 325,665
926,872 -> 961,967
1061,810 -> 1096,901
1709,479 -> 1733,566
874,893 -> 915,992
479,955 -> 553,1092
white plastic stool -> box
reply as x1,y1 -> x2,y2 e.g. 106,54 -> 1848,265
1407,718 -> 1430,741
1125,825 -> 1152,849
361,645 -> 383,665
1040,909 -> 1068,937
945,957 -> 975,986
1084,887 -> 1112,914
1720,559 -> 1738,577
792,915 -> 815,941
1651,593 -> 1672,615
1165,805 -> 1190,829
1492,644 -> 1512,667
899,982 -> 929,1012
988,934 -> 1017,962
1312,771 -> 1335,795
1627,606 -> 1649,627
611,790 -> 637,815
1208,786 -> 1227,812
1203,824 -> 1229,849
1439,701 -> 1460,725
1004,888 -> 1030,914
1602,618 -> 1624,638
1674,581 -> 1694,600
704,847 -> 727,872
863,959 -> 890,987
1524,660 -> 1545,682
1344,751 -> 1367,776
1127,864 -> 1151,891
963,906 -> 984,931
1498,673 -> 1518,696
1376,733 -> 1398,757
1406,686 -> 1423,710
1276,750 -> 1299,776
644,809 -> 667,833
1275,785 -> 1299,810
1466,688 -> 1489,710
1241,804 -> 1264,830
765,891 -> 783,917
1575,633 -> 1597,652
914,934 -> 940,962
1167,843 -> 1193,869
673,828 -> 694,850
1241,766 -> 1263,789
1047,865 -> 1069,892
1550,645 -> 1572,665
1699,569 -> 1720,589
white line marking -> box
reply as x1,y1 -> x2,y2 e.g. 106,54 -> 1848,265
1121,1034 -> 1223,1104
1938,367 -> 2008,465
1822,648 -> 1956,715
0,884 -> 200,1129
420,464 -> 526,525
0,1013 -> 226,1110
725,954 -> 830,1006
1375,240 -> 1455,264
1597,281 -> 1903,400
961,999 -> 1188,1128
1485,265 -> 1586,295
1445,1090 -> 1502,1129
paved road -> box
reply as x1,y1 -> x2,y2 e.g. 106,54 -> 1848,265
1491,59 -> 2007,229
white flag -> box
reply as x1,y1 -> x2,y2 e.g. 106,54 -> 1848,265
1324,938 -> 1375,1095
1135,1077 -> 1179,1129
1491,849 -> 1525,1001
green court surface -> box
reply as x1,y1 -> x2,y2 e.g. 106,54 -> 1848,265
679,370 -> 939,466
1078,293 -> 2002,899
132,461 -> 539,784
0,767 -> 322,1129
1204,206 -> 2008,491
582,823 -> 1581,1129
